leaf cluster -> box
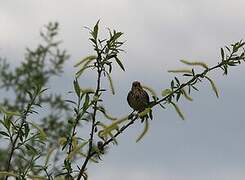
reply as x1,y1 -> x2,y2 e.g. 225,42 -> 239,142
1,20 -> 245,180
0,22 -> 71,178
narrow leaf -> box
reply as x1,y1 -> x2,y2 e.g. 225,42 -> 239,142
0,171 -> 18,177
98,106 -> 117,121
181,88 -> 193,101
221,48 -> 225,60
25,144 -> 38,155
205,76 -> 219,98
93,20 -> 100,40
180,60 -> 209,69
106,72 -> 115,95
75,58 -> 94,77
138,108 -> 151,118
170,102 -> 185,120
44,147 -> 56,167
0,131 -> 9,137
29,122 -> 47,141
27,175 -> 46,180
67,141 -> 89,160
136,119 -> 149,142
115,57 -> 125,71
142,85 -> 158,100
83,94 -> 90,111
58,137 -> 67,146
168,69 -> 193,74
73,79 -> 81,97
0,106 -> 21,116
74,55 -> 97,67
162,89 -> 172,97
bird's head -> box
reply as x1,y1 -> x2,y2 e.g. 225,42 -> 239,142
131,81 -> 142,90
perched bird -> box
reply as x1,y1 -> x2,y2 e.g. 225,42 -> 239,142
127,81 -> 151,121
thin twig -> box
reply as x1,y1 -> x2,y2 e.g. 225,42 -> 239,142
67,97 -> 82,155
77,52 -> 103,179
5,92 -> 39,180
76,58 -> 236,179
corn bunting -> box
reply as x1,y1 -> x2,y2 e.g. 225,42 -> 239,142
127,81 -> 151,121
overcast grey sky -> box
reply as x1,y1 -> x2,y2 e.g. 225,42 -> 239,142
1,0 -> 245,180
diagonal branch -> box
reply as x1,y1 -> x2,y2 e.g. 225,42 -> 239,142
76,54 -> 244,179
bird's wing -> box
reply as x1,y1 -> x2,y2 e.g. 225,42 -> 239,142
143,90 -> 150,105
127,90 -> 133,108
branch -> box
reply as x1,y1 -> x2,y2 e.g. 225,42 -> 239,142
5,89 -> 41,180
67,97 -> 82,156
76,49 -> 245,178
77,49 -> 103,180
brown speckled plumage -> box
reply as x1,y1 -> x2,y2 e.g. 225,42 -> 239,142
127,81 -> 150,112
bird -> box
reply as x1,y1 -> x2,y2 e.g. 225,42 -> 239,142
127,81 -> 152,121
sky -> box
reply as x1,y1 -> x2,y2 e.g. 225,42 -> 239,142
1,0 -> 245,180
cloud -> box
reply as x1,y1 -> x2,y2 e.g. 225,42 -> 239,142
1,1 -> 245,179
89,164 -> 245,180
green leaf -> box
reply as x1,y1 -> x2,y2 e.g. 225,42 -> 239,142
138,108 -> 151,118
44,147 -> 56,167
171,80 -> 174,89
26,90 -> 33,100
149,109 -> 153,119
67,141 -> 89,160
29,122 -> 47,141
106,72 -> 115,95
3,116 -> 11,130
24,123 -> 30,138
181,88 -> 193,101
27,175 -> 46,180
176,92 -> 181,101
0,171 -> 18,178
142,85 -> 158,100
111,32 -> 123,43
0,131 -> 9,137
0,106 -> 21,116
221,48 -> 225,60
115,57 -> 125,71
136,119 -> 149,142
92,20 -> 100,40
74,55 -> 97,67
75,64 -> 93,77
232,43 -> 239,53
170,102 -> 185,120
175,77 -> 180,85
191,85 -> 199,91
81,88 -> 95,94
89,38 -> 96,44
168,69 -> 192,74
205,76 -> 219,98
180,59 -> 209,69
83,94 -> 90,112
75,55 -> 96,78
82,173 -> 88,180
25,144 -> 38,155
98,118 -> 127,139
78,152 -> 99,163
98,106 -> 117,121
108,132 -> 118,145
162,89 -> 172,96
73,79 -> 81,97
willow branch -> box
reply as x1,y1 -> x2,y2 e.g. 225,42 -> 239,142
77,51 -> 103,179
5,92 -> 39,180
77,54 -> 244,175
67,98 -> 82,156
